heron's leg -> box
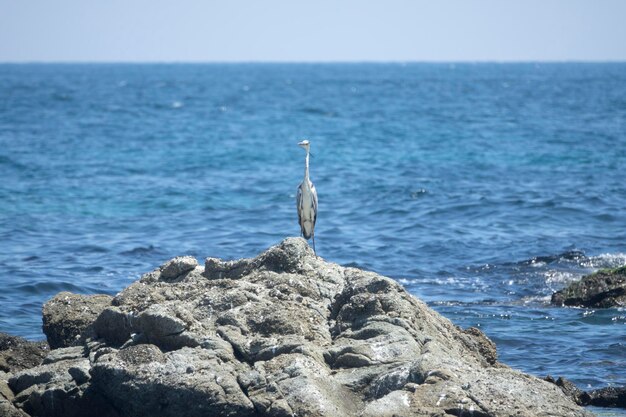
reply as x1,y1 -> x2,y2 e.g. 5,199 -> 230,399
312,234 -> 316,255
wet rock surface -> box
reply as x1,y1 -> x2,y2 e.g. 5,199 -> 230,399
586,386 -> 626,408
546,375 -> 626,409
8,239 -> 593,417
552,266 -> 626,308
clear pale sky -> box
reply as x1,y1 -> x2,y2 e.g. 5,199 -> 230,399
2,0 -> 626,62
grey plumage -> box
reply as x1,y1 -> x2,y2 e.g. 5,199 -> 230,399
296,140 -> 318,254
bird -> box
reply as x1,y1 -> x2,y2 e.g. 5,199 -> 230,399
296,139 -> 318,254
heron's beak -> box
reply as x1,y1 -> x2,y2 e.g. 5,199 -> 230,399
298,141 -> 306,146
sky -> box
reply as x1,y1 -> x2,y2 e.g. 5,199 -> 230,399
1,0 -> 626,62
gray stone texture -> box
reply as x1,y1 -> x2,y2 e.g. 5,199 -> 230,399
8,238 -> 592,417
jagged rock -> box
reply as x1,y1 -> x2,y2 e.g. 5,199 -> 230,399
544,375 -> 590,406
43,346 -> 87,365
159,255 -> 198,280
587,386 -> 626,408
457,326 -> 498,366
138,255 -> 199,284
1,369 -> 26,416
545,375 -> 626,409
42,293 -> 113,349
0,400 -> 30,417
8,347 -> 118,417
90,346 -> 253,417
0,333 -> 48,374
552,266 -> 626,308
93,307 -> 131,347
10,238 -> 592,417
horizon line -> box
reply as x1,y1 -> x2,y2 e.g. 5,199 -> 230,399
1,59 -> 626,65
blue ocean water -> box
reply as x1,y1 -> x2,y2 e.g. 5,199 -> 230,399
0,63 -> 624,403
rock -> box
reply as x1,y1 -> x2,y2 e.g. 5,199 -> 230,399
91,346 -> 254,417
1,378 -> 14,401
552,266 -> 626,308
93,307 -> 132,347
10,238 -> 592,417
159,256 -> 198,280
0,400 -> 30,417
8,348 -> 118,417
42,292 -> 113,349
587,386 -> 626,408
43,346 -> 87,365
0,333 -> 48,373
545,375 -> 626,409
544,375 -> 590,406
138,255 -> 199,284
456,326 -> 498,366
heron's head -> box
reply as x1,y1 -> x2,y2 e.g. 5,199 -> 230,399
298,140 -> 310,151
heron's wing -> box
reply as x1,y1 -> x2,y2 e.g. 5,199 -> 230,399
296,184 -> 303,228
311,183 -> 318,226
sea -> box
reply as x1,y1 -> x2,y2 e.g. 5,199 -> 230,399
1,63 -> 624,415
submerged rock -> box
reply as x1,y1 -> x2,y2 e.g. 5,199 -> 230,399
10,239 -> 592,417
551,266 -> 626,308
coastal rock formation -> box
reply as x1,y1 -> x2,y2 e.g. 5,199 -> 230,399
586,386 -> 626,408
0,333 -> 48,374
551,266 -> 626,308
8,238 -> 592,417
42,292 -> 114,349
0,334 -> 48,417
545,376 -> 626,409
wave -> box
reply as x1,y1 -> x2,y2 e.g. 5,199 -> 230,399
580,252 -> 626,269
518,250 -> 587,267
75,244 -> 109,254
543,270 -> 580,284
0,155 -> 27,170
11,280 -> 85,295
298,107 -> 337,117
120,245 -> 163,256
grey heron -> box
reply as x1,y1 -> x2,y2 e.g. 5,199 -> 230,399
296,140 -> 318,254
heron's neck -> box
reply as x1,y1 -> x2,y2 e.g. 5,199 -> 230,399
304,151 -> 310,182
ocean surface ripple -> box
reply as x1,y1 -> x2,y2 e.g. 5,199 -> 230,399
1,64 -> 624,400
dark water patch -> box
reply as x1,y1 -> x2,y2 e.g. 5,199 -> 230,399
12,280 -> 85,295
62,265 -> 106,273
120,245 -> 164,256
298,107 -> 337,117
514,250 -> 588,266
51,92 -> 73,102
75,244 -> 110,253
0,155 -> 27,170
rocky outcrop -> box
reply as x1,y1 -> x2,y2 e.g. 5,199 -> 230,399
9,238 -> 592,417
551,266 -> 626,308
0,334 -> 49,417
0,333 -> 48,374
546,375 -> 626,409
42,293 -> 113,349
586,386 -> 626,408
